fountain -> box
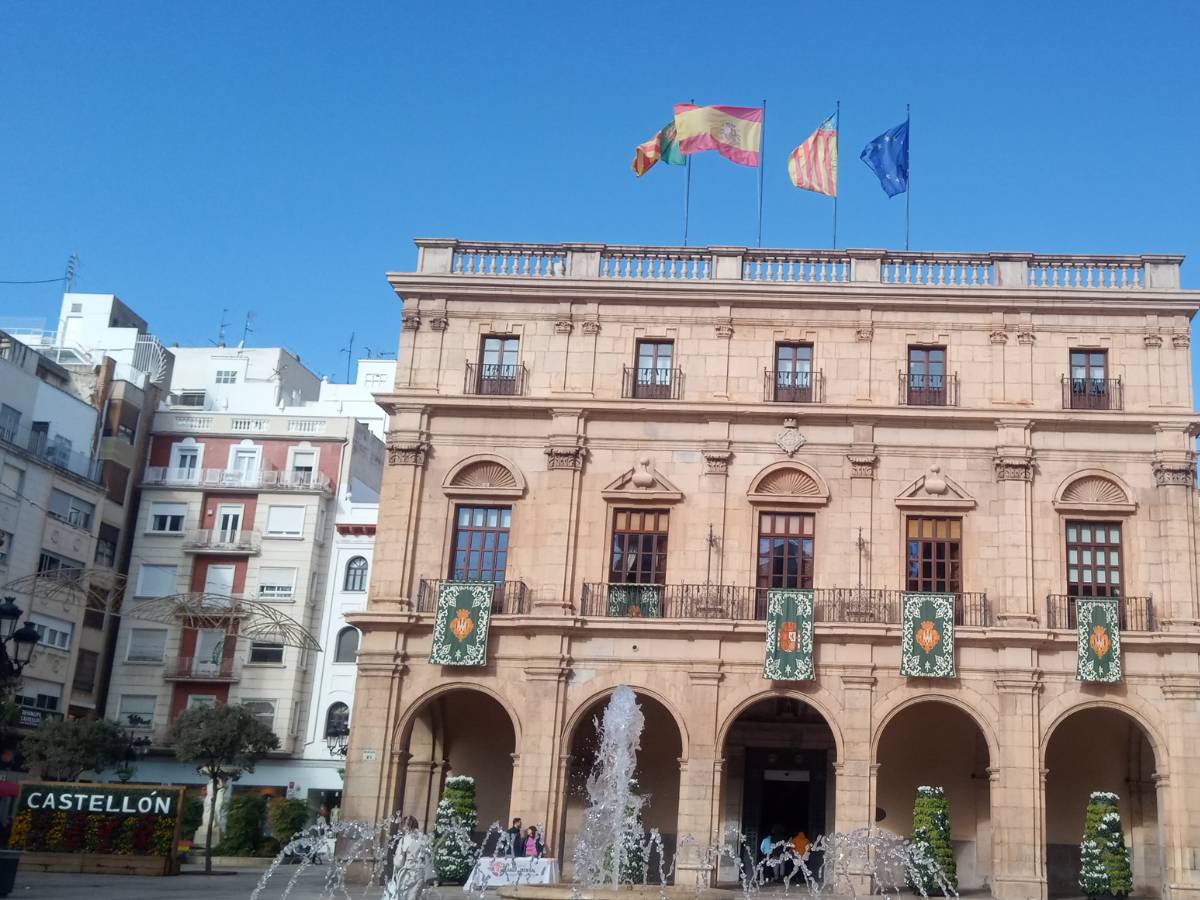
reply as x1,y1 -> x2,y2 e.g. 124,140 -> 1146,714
251,685 -> 957,900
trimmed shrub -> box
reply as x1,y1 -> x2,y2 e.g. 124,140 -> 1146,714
1079,791 -> 1132,898
909,785 -> 957,895
433,776 -> 477,883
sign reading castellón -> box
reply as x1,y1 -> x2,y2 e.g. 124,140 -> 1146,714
19,783 -> 179,816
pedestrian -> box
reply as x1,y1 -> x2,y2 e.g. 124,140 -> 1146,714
507,817 -> 524,856
523,825 -> 544,858
382,816 -> 428,900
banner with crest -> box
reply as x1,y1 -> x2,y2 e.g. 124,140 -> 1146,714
900,592 -> 956,678
429,581 -> 495,666
1076,597 -> 1122,683
606,583 -> 662,618
763,589 -> 815,681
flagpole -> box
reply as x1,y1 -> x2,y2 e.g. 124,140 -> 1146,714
683,97 -> 694,246
757,98 -> 766,247
905,103 -> 911,251
833,100 -> 840,249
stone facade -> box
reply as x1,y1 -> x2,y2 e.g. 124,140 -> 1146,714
345,242 -> 1199,900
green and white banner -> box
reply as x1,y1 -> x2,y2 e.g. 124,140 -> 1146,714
900,592 -> 957,678
606,583 -> 662,617
1076,597 -> 1122,683
763,589 -> 815,681
429,581 -> 495,666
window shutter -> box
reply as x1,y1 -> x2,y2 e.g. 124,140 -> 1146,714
137,564 -> 177,596
266,506 -> 305,535
128,628 -> 167,662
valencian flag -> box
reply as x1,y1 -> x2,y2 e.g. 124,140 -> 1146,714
673,104 -> 763,167
788,116 -> 838,197
763,589 -> 815,681
900,592 -> 956,678
1076,597 -> 1122,683
632,121 -> 685,176
860,119 -> 909,197
429,581 -> 495,666
606,583 -> 662,618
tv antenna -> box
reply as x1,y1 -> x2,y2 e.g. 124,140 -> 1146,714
241,311 -> 256,346
209,308 -> 230,346
339,331 -> 355,383
65,253 -> 79,292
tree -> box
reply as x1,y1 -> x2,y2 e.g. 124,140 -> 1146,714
168,703 -> 279,873
1079,792 -> 1133,898
433,775 -> 477,884
214,793 -> 269,857
20,717 -> 127,781
269,797 -> 311,850
909,785 -> 957,895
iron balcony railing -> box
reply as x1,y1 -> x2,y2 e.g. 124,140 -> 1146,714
0,420 -> 103,483
464,362 -> 527,396
415,579 -> 529,615
182,529 -> 261,554
142,466 -> 332,491
622,366 -> 683,400
1046,594 -> 1155,631
580,583 -> 992,626
764,370 -> 825,403
1061,376 -> 1123,411
163,656 -> 240,681
899,372 -> 960,407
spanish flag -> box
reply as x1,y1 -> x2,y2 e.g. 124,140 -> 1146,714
788,116 -> 838,197
673,104 -> 763,168
632,121 -> 685,177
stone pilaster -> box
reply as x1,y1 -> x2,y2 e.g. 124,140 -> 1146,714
994,420 -> 1037,627
1158,677 -> 1200,900
991,675 -> 1044,900
674,668 -> 722,883
513,661 -> 572,830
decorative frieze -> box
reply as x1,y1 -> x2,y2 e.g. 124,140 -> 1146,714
401,312 -> 421,331
544,444 -> 586,471
775,418 -> 806,457
1153,460 -> 1195,487
554,319 -> 574,335
994,455 -> 1034,482
581,320 -> 601,335
386,436 -> 429,467
702,449 -> 733,475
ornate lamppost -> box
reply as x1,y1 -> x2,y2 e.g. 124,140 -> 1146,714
324,723 -> 349,758
0,596 -> 42,679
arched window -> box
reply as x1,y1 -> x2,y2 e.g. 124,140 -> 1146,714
343,556 -> 368,592
334,626 -> 359,663
325,702 -> 349,738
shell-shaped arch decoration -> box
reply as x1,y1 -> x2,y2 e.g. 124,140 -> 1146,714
443,454 -> 526,498
1053,469 -> 1136,514
748,461 -> 831,507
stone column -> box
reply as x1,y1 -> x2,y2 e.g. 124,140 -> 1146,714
994,420 -> 1037,627
674,669 -> 723,885
1152,427 -> 1199,628
512,663 -> 571,833
832,673 -> 875,894
1158,678 -> 1200,900
543,409 -> 587,612
991,675 -> 1044,900
379,407 -> 430,604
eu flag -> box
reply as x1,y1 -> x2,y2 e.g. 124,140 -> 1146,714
860,120 -> 909,197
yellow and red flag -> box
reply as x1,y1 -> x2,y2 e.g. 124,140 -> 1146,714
673,104 -> 763,167
788,116 -> 838,197
632,121 -> 685,177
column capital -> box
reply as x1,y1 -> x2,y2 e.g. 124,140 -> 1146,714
386,432 -> 430,467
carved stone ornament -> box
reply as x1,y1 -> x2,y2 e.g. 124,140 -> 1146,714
1153,461 -> 1195,487
847,454 -> 878,479
989,330 -> 1008,344
775,418 -> 807,457
923,464 -> 948,495
856,326 -> 874,342
631,456 -> 655,488
715,321 -> 734,339
402,312 -> 421,331
544,444 -> 585,470
994,456 -> 1034,482
387,437 -> 429,467
1173,332 -> 1191,349
429,316 -> 449,332
1016,330 -> 1035,345
1143,333 -> 1163,348
581,320 -> 601,335
703,449 -> 733,475
554,319 -> 574,335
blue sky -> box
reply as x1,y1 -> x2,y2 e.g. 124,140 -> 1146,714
1,1 -> 1198,383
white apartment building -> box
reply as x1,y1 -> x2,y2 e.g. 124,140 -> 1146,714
105,352 -> 390,810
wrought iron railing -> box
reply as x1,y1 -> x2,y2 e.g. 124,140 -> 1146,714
464,362 -> 527,396
622,366 -> 682,400
163,657 -> 239,680
763,370 -> 824,403
1046,594 -> 1155,631
182,529 -> 261,554
415,579 -> 529,615
579,583 -> 991,626
899,372 -> 959,407
1061,376 -> 1123,411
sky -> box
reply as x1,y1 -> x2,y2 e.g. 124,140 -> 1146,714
1,0 -> 1198,383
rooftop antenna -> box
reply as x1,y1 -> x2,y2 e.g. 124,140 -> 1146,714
211,307 -> 230,347
241,311 -> 256,346
339,331 -> 355,383
64,253 -> 79,292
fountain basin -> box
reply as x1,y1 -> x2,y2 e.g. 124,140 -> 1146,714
497,886 -> 738,900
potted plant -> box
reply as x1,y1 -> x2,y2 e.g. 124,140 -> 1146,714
909,785 -> 957,896
1079,791 -> 1132,900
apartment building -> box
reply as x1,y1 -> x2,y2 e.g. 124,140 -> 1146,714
345,240 -> 1199,900
105,351 -> 387,804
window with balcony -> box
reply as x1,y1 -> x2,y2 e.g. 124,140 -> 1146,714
257,567 -> 297,600
756,512 -> 816,594
169,440 -> 202,479
0,405 -> 19,442
48,489 -> 95,530
609,509 -> 669,584
770,343 -> 815,402
127,628 -> 168,662
149,501 -> 187,533
176,390 -> 207,407
73,649 -> 99,693
627,340 -> 678,399
334,626 -> 359,662
37,550 -> 84,575
289,448 -> 317,481
94,523 -> 119,568
471,335 -> 522,396
186,694 -> 217,710
906,516 -> 962,594
118,694 -> 155,729
248,642 -> 285,664
1066,521 -> 1122,597
343,556 -> 368,592
227,442 -> 261,482
16,678 -> 61,713
903,346 -> 951,406
450,506 -> 511,583
30,613 -> 73,651
1066,350 -> 1119,410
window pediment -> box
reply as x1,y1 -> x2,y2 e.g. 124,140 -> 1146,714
1053,469 -> 1135,514
747,462 -> 830,507
895,465 -> 976,510
601,456 -> 683,503
442,455 -> 525,498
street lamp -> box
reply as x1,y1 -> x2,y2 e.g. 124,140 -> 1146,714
0,596 -> 40,677
324,723 -> 349,758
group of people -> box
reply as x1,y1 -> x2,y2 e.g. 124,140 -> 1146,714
504,817 -> 547,857
758,826 -> 811,882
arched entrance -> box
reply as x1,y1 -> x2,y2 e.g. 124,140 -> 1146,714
874,700 -> 993,890
397,687 -> 518,834
560,691 -> 683,878
718,694 -> 838,883
1044,707 -> 1162,898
